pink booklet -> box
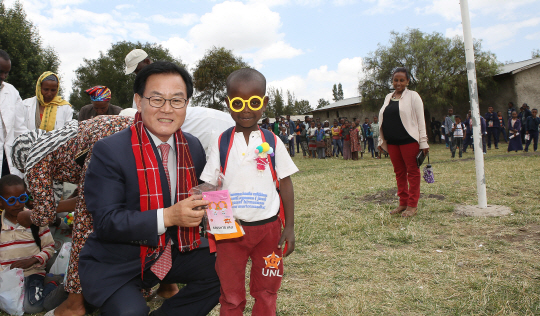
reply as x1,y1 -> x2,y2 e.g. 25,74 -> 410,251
202,190 -> 238,235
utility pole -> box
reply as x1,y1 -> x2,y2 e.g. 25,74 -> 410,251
460,0 -> 487,208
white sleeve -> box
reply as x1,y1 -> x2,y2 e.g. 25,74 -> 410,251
65,105 -> 74,122
274,135 -> 299,180
199,135 -> 221,186
157,208 -> 166,235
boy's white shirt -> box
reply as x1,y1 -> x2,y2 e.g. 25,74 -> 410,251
453,123 -> 465,137
200,130 -> 298,222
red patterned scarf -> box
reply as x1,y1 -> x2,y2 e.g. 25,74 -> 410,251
130,112 -> 200,274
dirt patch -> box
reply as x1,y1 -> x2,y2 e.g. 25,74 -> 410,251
492,225 -> 540,243
360,188 -> 445,204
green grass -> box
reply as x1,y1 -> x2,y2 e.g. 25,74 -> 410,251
4,144 -> 540,315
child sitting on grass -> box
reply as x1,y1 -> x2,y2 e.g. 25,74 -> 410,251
451,115 -> 466,158
201,68 -> 298,316
0,175 -> 58,314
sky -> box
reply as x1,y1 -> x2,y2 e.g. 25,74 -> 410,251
3,0 -> 540,107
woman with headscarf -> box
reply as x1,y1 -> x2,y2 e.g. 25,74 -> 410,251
22,71 -> 74,132
77,86 -> 122,121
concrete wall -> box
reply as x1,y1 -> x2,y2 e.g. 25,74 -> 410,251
514,65 -> 540,108
481,75 -> 516,114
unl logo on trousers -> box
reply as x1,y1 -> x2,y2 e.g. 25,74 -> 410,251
262,252 -> 282,277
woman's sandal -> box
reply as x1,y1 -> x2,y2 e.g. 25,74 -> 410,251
401,208 -> 418,218
390,207 -> 406,215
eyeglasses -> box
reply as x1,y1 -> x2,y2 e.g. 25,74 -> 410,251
0,193 -> 29,206
143,96 -> 188,109
228,96 -> 265,112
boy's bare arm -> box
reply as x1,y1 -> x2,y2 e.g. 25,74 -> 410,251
278,176 -> 295,257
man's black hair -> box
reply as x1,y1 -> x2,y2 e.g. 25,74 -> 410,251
133,61 -> 193,99
0,50 -> 10,62
392,67 -> 410,80
0,175 -> 25,197
532,108 -> 538,112
226,68 -> 266,95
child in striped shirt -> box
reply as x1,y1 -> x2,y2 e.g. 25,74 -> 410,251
0,175 -> 58,314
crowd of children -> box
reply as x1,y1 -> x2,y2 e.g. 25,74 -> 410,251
432,102 -> 540,159
264,116 -> 387,161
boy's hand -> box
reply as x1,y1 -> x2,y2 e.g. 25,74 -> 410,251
11,257 -> 39,270
278,225 -> 295,257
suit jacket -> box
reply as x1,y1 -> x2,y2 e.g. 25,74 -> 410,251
484,112 -> 499,128
79,127 -> 207,307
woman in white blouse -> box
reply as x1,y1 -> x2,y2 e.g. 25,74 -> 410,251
377,67 -> 429,218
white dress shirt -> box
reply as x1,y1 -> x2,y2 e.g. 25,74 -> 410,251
146,130 -> 176,235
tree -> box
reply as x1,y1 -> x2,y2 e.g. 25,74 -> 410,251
192,46 -> 249,111
317,98 -> 330,109
532,49 -> 540,59
266,87 -> 284,118
358,29 -> 501,112
292,99 -> 312,114
69,41 -> 183,110
337,83 -> 344,100
0,1 -> 61,99
332,83 -> 344,102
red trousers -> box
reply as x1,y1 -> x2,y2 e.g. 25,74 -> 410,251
215,219 -> 283,316
387,142 -> 421,208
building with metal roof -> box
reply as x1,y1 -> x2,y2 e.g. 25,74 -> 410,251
484,57 -> 540,112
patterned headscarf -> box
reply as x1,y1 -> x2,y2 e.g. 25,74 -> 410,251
36,71 -> 71,132
85,86 -> 112,102
11,129 -> 47,172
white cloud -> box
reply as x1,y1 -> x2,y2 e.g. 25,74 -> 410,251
362,0 -> 405,15
115,4 -> 134,10
149,13 -> 199,26
418,0 -> 538,22
269,57 -> 363,107
525,31 -> 540,40
188,1 -> 282,51
187,1 -> 302,65
446,17 -> 540,49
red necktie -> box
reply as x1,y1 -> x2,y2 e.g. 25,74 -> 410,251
151,143 -> 172,280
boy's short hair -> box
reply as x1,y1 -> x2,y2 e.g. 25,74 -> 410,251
226,68 -> 266,95
0,49 -> 10,61
0,175 -> 25,197
455,115 -> 461,120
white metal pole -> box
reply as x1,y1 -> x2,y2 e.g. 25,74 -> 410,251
460,0 -> 488,208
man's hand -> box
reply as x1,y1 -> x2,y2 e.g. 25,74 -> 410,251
163,195 -> 209,228
11,257 -> 39,270
16,210 -> 33,228
278,225 -> 295,257
422,148 -> 429,155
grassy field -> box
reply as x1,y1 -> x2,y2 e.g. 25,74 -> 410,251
4,143 -> 540,315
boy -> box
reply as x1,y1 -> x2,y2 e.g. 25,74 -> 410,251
525,108 -> 540,152
201,68 -> 298,315
497,111 -> 507,143
451,115 -> 466,158
0,175 -> 57,314
371,116 -> 380,158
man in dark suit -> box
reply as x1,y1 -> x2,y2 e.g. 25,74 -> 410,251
79,61 -> 220,316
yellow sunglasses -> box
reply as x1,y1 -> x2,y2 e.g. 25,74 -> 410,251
228,95 -> 265,112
